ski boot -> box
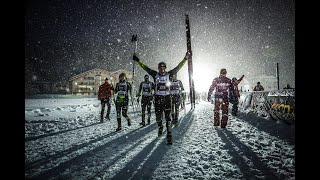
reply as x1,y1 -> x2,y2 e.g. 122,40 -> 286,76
116,119 -> 122,131
127,118 -> 131,126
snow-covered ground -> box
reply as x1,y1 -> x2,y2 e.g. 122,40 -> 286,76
25,96 -> 295,180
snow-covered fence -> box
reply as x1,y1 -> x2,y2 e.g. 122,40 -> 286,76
239,89 -> 295,124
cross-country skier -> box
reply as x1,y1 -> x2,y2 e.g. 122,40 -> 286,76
136,74 -> 155,126
114,72 -> 132,131
229,75 -> 244,116
133,52 -> 190,144
170,74 -> 184,125
98,77 -> 114,123
207,68 -> 234,128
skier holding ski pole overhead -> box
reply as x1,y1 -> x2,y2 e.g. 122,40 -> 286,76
133,52 -> 190,145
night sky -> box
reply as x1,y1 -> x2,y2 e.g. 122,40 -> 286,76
25,0 -> 295,92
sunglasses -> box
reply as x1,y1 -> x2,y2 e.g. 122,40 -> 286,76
159,65 -> 166,68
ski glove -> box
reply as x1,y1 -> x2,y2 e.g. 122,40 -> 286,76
133,54 -> 139,62
185,52 -> 191,60
207,95 -> 211,102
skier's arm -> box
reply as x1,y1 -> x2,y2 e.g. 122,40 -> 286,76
168,53 -> 189,75
98,85 -> 102,100
238,75 -> 244,83
133,54 -> 157,77
208,79 -> 217,99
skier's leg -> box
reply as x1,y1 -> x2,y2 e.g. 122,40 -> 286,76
155,96 -> 163,136
147,98 -> 152,125
221,100 -> 229,128
214,98 -> 221,126
116,101 -> 122,131
100,99 -> 106,123
140,98 -> 146,126
164,95 -> 172,144
175,96 -> 181,124
106,98 -> 111,120
122,99 -> 131,126
234,99 -> 239,115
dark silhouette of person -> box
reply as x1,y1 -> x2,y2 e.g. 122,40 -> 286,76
133,52 -> 189,144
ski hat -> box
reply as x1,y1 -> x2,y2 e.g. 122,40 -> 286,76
232,77 -> 237,81
257,82 -> 261,84
220,68 -> 227,74
158,62 -> 166,69
119,72 -> 126,78
105,77 -> 109,81
144,74 -> 149,79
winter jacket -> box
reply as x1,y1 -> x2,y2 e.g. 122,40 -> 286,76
228,76 -> 244,103
253,84 -> 264,91
135,57 -> 187,96
208,75 -> 233,99
98,82 -> 114,100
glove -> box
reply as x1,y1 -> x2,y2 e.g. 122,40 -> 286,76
185,52 -> 191,60
133,53 -> 139,62
207,95 -> 211,102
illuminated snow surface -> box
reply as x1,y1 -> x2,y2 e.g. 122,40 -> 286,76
25,96 -> 295,180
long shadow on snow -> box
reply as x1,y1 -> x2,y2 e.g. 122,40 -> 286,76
109,109 -> 195,180
26,122 -> 159,180
25,127 -> 122,172
25,122 -> 101,141
216,128 -> 282,180
237,112 -> 295,145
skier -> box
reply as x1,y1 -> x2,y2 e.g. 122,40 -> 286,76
114,72 -> 132,131
229,75 -> 244,116
253,82 -> 264,91
133,52 -> 190,144
170,74 -> 184,125
136,74 -> 155,126
207,68 -> 233,128
98,77 -> 114,123
180,90 -> 186,110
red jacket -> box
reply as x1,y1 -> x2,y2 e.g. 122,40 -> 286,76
208,75 -> 233,99
98,82 -> 114,100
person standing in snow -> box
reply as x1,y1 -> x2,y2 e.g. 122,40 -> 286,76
229,75 -> 244,116
114,72 -> 132,131
98,77 -> 114,123
170,74 -> 184,125
136,74 -> 155,126
133,52 -> 190,145
180,91 -> 186,110
253,82 -> 264,91
207,68 -> 234,128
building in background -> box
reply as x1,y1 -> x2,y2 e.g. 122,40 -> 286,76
69,68 -> 132,95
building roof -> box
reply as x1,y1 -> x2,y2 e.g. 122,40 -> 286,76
69,68 -> 132,81
69,68 -> 109,81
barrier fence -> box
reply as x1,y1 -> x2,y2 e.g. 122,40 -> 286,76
239,89 -> 295,124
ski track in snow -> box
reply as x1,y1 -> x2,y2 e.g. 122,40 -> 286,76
25,98 -> 295,180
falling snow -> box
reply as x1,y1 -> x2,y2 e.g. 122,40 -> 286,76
25,0 -> 295,88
